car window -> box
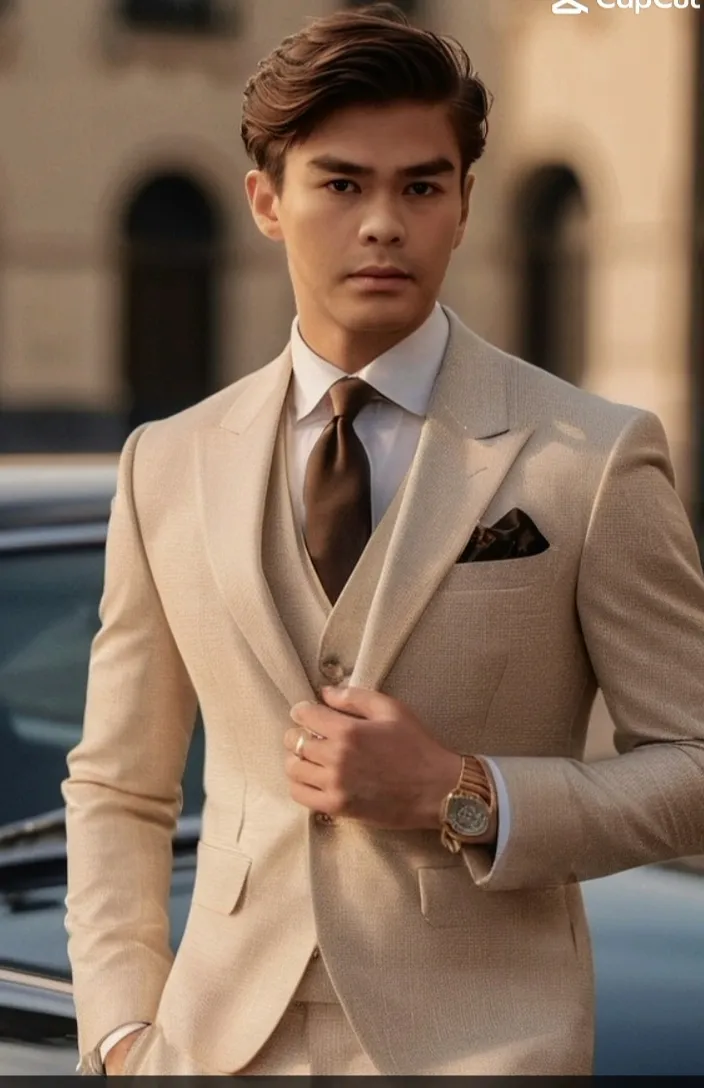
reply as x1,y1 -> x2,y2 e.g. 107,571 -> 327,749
0,544 -> 204,826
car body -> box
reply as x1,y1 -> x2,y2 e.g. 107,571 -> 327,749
0,458 -> 204,827
0,460 -> 702,1075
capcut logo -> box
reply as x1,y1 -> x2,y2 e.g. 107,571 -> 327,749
552,1 -> 590,12
552,0 -> 701,11
596,0 -> 701,8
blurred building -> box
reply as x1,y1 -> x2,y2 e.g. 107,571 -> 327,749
0,0 -> 702,535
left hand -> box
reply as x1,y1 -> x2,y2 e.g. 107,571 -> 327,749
283,686 -> 463,832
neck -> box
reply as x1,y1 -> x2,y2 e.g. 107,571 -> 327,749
296,306 -> 436,374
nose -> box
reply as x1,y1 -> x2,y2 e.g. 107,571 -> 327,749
358,198 -> 405,247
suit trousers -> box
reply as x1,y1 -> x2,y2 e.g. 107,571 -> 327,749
235,952 -> 379,1076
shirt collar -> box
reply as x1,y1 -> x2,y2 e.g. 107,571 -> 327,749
289,303 -> 450,423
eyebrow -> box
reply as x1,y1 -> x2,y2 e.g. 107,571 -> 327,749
306,155 -> 456,179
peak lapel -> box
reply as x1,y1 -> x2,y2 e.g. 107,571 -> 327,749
196,349 -> 317,708
350,313 -> 534,692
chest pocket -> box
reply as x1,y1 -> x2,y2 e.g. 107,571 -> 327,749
439,547 -> 559,595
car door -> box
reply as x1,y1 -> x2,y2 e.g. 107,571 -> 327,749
0,524 -> 205,824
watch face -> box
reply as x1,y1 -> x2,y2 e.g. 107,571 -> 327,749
447,795 -> 490,837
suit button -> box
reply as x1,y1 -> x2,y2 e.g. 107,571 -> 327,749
314,812 -> 335,825
320,656 -> 345,685
311,948 -> 320,959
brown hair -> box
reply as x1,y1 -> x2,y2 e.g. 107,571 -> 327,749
241,3 -> 492,192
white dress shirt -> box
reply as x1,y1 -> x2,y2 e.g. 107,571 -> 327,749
98,303 -> 511,1066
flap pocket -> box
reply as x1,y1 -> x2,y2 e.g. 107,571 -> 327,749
192,840 -> 252,915
417,863 -> 475,928
418,864 -> 576,946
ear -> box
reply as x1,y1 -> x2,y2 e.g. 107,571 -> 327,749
453,172 -> 475,250
245,170 -> 283,242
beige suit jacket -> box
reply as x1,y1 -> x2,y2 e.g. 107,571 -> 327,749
63,311 -> 704,1076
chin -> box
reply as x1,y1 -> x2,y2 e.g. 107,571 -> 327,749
337,295 -> 425,333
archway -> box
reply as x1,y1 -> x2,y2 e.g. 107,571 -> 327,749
122,172 -> 222,429
515,165 -> 589,387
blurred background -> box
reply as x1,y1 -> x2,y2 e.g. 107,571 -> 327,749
0,0 -> 702,759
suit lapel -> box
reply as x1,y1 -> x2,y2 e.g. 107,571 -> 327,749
196,313 -> 533,704
196,349 -> 317,708
350,312 -> 534,691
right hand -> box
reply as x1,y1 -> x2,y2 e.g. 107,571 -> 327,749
104,1026 -> 148,1076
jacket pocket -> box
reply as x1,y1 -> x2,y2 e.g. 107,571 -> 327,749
119,1023 -> 157,1075
417,863 -> 475,928
441,546 -> 560,593
418,863 -> 580,956
191,840 -> 252,915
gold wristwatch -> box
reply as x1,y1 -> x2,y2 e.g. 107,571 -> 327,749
439,754 -> 496,853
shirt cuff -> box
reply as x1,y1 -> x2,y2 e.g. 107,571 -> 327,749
99,1021 -> 150,1063
480,756 -> 511,859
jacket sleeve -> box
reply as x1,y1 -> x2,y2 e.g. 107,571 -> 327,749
462,409 -> 704,890
62,423 -> 198,1057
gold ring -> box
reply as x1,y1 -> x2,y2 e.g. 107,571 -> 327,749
295,732 -> 306,759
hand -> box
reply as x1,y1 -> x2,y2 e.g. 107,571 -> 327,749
284,686 -> 472,833
104,1026 -> 148,1076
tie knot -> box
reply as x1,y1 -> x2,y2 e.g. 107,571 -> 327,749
328,377 -> 380,422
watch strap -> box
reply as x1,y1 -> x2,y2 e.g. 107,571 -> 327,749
439,754 -> 496,853
456,754 -> 494,806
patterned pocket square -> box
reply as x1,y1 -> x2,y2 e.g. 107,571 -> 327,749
456,508 -> 549,564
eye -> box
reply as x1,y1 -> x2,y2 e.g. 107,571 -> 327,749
326,179 -> 359,194
407,181 -> 440,196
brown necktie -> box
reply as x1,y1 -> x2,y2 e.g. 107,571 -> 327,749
303,377 -> 380,604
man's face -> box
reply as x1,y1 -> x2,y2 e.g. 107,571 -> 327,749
246,101 -> 473,357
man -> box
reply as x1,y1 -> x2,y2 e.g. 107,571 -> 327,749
63,2 -> 704,1077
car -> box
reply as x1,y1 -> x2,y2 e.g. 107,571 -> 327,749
0,460 -> 702,1075
0,458 -> 205,826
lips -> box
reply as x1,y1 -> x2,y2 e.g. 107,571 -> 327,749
350,267 -> 410,279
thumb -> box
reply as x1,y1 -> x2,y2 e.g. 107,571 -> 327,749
320,684 -> 386,719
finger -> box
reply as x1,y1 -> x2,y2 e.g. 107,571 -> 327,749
289,700 -> 342,738
284,753 -> 328,789
282,727 -> 330,766
283,726 -> 304,753
319,685 -> 396,720
289,780 -> 336,813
